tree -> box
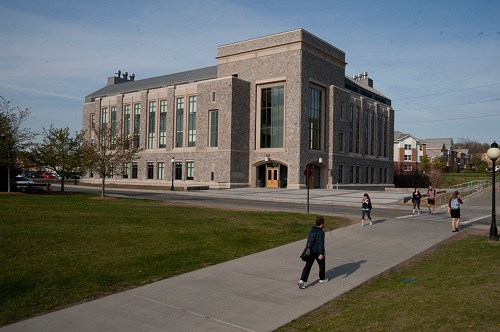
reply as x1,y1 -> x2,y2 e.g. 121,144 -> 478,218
83,121 -> 141,197
420,154 -> 432,174
432,157 -> 445,172
31,126 -> 87,192
0,97 -> 37,192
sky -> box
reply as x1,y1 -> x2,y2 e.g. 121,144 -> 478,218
1,0 -> 499,145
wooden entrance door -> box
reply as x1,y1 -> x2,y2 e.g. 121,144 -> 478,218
266,166 -> 279,188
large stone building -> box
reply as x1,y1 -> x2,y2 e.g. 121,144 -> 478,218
82,29 -> 394,189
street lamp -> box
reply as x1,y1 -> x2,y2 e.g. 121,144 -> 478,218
170,157 -> 175,191
486,141 -> 500,241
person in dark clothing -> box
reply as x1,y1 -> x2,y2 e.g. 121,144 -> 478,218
361,193 -> 372,226
448,191 -> 464,232
412,188 -> 422,215
298,216 -> 327,289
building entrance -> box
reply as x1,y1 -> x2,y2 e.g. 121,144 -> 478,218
256,163 -> 288,188
266,166 -> 279,188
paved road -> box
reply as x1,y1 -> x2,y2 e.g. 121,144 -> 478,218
2,186 -> 497,331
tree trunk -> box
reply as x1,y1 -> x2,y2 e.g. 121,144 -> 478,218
7,167 -> 11,192
101,177 -> 105,197
60,177 -> 65,192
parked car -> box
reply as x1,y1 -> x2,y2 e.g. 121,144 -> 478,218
14,176 -> 35,191
28,171 -> 42,178
41,172 -> 55,179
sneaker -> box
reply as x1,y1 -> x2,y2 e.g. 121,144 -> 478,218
455,228 -> 460,232
361,223 -> 365,227
319,278 -> 329,283
298,280 -> 305,289
369,221 -> 373,225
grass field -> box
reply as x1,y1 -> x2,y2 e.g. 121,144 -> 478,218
277,231 -> 500,331
0,192 -> 352,326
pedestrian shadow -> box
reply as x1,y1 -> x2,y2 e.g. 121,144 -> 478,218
326,260 -> 367,280
371,219 -> 386,225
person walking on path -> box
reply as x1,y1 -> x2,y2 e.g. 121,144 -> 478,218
447,191 -> 463,232
361,193 -> 373,227
298,216 -> 327,289
427,185 -> 437,214
412,188 -> 422,215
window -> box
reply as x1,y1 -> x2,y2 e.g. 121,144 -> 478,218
370,112 -> 375,155
404,154 -> 412,161
188,96 -> 197,147
133,104 -> 141,149
383,117 -> 388,157
338,164 -> 343,183
377,114 -> 382,157
349,105 -> 353,152
148,101 -> 156,149
339,133 -> 344,152
355,108 -> 360,153
349,166 -> 354,183
211,91 -> 216,103
309,86 -> 322,150
405,144 -> 412,150
209,110 -> 218,147
260,85 -> 284,148
101,107 -> 108,145
356,166 -> 360,183
91,114 -> 96,130
157,162 -> 164,180
111,107 -> 117,149
174,162 -> 182,180
132,162 -> 138,179
159,100 -> 167,148
186,161 -> 194,180
363,109 -> 368,154
371,167 -> 374,184
124,105 -> 131,146
175,97 -> 184,148
404,165 -> 412,171
123,163 -> 129,179
147,162 -> 154,179
340,105 -> 344,120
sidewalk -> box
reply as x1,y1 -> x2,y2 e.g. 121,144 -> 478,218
2,219 -> 454,331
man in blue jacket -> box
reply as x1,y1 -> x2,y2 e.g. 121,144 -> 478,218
298,216 -> 327,289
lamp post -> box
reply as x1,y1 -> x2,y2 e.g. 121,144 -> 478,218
170,157 -> 175,191
486,141 -> 500,241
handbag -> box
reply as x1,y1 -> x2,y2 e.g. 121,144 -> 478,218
300,246 -> 311,261
299,230 -> 319,261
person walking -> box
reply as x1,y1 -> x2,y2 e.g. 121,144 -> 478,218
298,216 -> 327,289
447,191 -> 463,232
427,185 -> 437,214
361,193 -> 372,227
412,188 -> 422,215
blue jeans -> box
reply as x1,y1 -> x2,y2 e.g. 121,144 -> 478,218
300,252 -> 326,282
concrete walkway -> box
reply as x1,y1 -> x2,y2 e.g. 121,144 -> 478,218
2,189 -> 493,332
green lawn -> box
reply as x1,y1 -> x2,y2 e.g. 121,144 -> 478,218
277,232 -> 500,332
0,193 -> 352,326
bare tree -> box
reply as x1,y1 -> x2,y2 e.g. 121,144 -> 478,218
31,126 -> 87,192
0,97 -> 37,192
83,121 -> 141,197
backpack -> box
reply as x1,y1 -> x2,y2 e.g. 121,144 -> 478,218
450,198 -> 460,210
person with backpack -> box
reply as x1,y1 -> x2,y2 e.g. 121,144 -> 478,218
361,193 -> 373,226
447,191 -> 463,232
298,216 -> 327,289
412,188 -> 422,215
427,185 -> 437,214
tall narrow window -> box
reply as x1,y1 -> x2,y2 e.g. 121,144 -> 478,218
174,162 -> 182,180
188,96 -> 197,147
349,105 -> 353,152
123,163 -> 129,179
339,133 -> 344,152
159,100 -> 167,148
91,114 -> 96,130
157,162 -> 164,180
309,87 -> 322,150
186,161 -> 194,180
147,162 -> 154,179
383,116 -> 388,157
355,108 -> 360,153
338,164 -> 343,184
148,101 -> 156,149
377,114 -> 383,157
110,107 -> 117,149
260,85 -> 284,148
209,110 -> 218,147
101,108 -> 108,146
370,112 -> 375,155
124,105 -> 131,148
363,109 -> 369,154
132,162 -> 138,179
349,166 -> 354,183
175,97 -> 184,148
133,103 -> 141,149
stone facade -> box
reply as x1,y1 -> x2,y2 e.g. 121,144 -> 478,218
82,29 -> 394,189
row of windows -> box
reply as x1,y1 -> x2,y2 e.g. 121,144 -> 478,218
93,161 -> 197,181
92,100 -> 219,150
337,165 -> 388,184
347,105 -> 389,157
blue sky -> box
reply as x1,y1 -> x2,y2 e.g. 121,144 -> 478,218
1,0 -> 499,145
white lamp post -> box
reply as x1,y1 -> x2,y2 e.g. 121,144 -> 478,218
486,141 -> 500,241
